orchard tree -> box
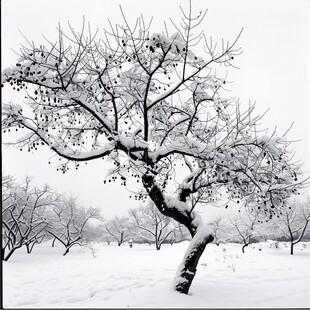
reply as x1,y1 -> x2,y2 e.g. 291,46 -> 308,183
47,196 -> 102,255
1,4 -> 307,293
273,198 -> 310,255
129,201 -> 176,250
209,216 -> 230,246
229,211 -> 259,253
105,216 -> 131,246
2,177 -> 53,261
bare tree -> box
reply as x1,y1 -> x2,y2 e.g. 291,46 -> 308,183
229,211 -> 259,253
255,219 -> 278,242
2,177 -> 53,261
273,198 -> 310,255
170,222 -> 191,244
129,202 -> 176,250
47,196 -> 102,255
105,216 -> 131,246
2,3 -> 306,293
209,216 -> 230,246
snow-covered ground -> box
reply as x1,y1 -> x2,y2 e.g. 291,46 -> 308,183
3,240 -> 310,308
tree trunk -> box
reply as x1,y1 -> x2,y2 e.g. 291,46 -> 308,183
2,248 -> 6,261
26,243 -> 31,254
290,242 -> 294,255
242,243 -> 248,253
142,174 -> 214,295
142,174 -> 196,236
63,247 -> 70,256
174,227 -> 214,294
155,237 -> 161,250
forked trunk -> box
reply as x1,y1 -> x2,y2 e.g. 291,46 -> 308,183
155,238 -> 161,250
142,174 -> 214,295
26,241 -> 37,254
174,226 -> 214,294
26,243 -> 32,254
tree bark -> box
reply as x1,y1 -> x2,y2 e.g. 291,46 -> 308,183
242,243 -> 248,253
63,247 -> 70,256
26,243 -> 32,254
155,236 -> 160,250
2,248 -> 6,261
175,230 -> 214,294
142,174 -> 196,236
290,242 -> 294,255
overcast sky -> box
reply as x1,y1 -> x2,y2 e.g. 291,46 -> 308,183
2,0 -> 310,219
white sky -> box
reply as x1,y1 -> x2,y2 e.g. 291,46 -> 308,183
2,0 -> 310,219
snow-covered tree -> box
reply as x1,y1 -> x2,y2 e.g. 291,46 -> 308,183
129,201 -> 176,250
47,196 -> 102,255
209,216 -> 230,246
1,4 -> 307,293
2,177 -> 53,261
255,218 -> 278,242
229,211 -> 259,253
104,216 -> 131,246
273,198 -> 310,255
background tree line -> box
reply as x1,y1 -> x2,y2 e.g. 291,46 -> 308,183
3,174 -> 309,262
2,175 -> 191,260
2,175 -> 102,260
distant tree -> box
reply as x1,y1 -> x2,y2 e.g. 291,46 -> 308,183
209,216 -> 230,246
274,198 -> 310,255
255,219 -> 278,242
229,211 -> 259,253
170,222 -> 191,244
129,202 -> 176,250
47,196 -> 102,255
2,177 -> 53,261
105,216 -> 131,246
2,3 -> 306,293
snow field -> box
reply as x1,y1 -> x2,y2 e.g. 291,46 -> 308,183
3,241 -> 310,308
